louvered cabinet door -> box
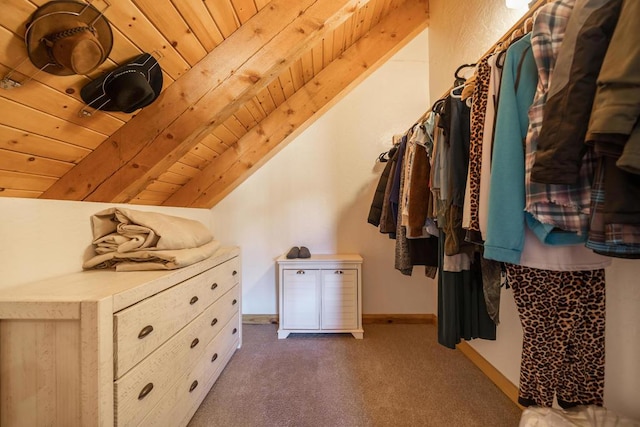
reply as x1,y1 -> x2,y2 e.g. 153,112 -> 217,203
321,269 -> 358,330
281,269 -> 320,330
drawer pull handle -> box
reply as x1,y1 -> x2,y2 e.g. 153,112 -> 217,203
232,270 -> 238,276
190,296 -> 199,305
138,325 -> 154,339
232,299 -> 238,305
190,338 -> 199,349
232,327 -> 238,335
335,270 -> 344,274
296,270 -> 305,274
211,282 -> 218,290
211,353 -> 218,363
189,380 -> 198,393
138,383 -> 154,400
211,318 -> 218,326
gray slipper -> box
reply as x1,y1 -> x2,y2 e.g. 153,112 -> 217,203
286,247 -> 300,259
298,246 -> 311,258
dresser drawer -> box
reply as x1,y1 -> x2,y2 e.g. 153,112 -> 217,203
139,312 -> 241,426
114,257 -> 239,377
114,285 -> 239,427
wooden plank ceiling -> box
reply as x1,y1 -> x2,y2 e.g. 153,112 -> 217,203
0,0 -> 429,208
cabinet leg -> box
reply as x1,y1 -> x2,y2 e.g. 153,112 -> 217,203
352,332 -> 364,339
277,331 -> 290,339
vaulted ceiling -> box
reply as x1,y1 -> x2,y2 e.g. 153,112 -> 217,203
0,0 -> 429,208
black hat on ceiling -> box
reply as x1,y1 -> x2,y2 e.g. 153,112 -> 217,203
80,53 -> 163,114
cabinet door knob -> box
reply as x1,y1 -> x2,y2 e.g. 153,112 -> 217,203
211,317 -> 218,326
232,270 -> 238,276
334,270 -> 344,274
190,296 -> 199,305
211,352 -> 218,363
232,327 -> 238,335
296,270 -> 305,274
232,299 -> 238,305
138,382 -> 154,400
138,325 -> 154,339
190,338 -> 200,349
189,380 -> 198,393
211,282 -> 218,290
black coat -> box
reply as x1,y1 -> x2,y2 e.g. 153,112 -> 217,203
367,146 -> 397,226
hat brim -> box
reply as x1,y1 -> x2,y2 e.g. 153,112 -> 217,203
80,53 -> 163,113
26,1 -> 113,76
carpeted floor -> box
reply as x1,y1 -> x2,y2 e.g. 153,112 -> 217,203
188,323 -> 522,427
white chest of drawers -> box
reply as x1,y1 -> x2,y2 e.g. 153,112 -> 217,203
276,254 -> 363,339
0,246 -> 241,427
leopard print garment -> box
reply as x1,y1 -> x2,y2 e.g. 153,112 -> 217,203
466,58 -> 492,240
505,264 -> 606,408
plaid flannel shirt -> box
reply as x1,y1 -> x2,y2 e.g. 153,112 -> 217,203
524,0 -> 595,236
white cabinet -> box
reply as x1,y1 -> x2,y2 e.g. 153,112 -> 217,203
0,247 -> 241,427
277,254 -> 363,339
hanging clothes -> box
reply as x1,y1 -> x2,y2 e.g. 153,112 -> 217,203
477,52 -> 505,242
405,126 -> 433,238
443,95 -> 472,257
482,29 -> 610,268
368,145 -> 398,227
483,33 -> 538,265
462,56 -> 491,244
587,0 -> 640,173
438,231 -> 496,350
584,0 -> 640,258
435,86 -> 496,347
506,264 -> 606,408
531,0 -> 623,183
379,143 -> 400,237
486,1 -> 611,409
586,156 -> 640,258
523,0 -> 594,242
394,134 -> 439,276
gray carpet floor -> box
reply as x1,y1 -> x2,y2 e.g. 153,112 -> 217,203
188,323 -> 522,427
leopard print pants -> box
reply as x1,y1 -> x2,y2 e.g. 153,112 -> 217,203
505,264 -> 606,408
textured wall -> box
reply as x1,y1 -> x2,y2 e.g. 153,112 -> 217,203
428,0 -> 523,100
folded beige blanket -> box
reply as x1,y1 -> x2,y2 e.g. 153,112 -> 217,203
83,240 -> 221,271
84,208 -> 217,271
90,207 -> 213,251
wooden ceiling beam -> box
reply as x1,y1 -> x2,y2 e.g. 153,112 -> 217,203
40,0 -> 367,203
164,0 -> 429,208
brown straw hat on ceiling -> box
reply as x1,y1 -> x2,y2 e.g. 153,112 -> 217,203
25,1 -> 113,76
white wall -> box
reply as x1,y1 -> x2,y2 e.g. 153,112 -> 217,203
211,29 -> 435,316
0,198 -> 212,288
428,0 -> 640,419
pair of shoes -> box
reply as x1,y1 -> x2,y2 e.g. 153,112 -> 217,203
286,246 -> 311,259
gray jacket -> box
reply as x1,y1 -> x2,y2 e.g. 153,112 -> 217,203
587,0 -> 640,175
